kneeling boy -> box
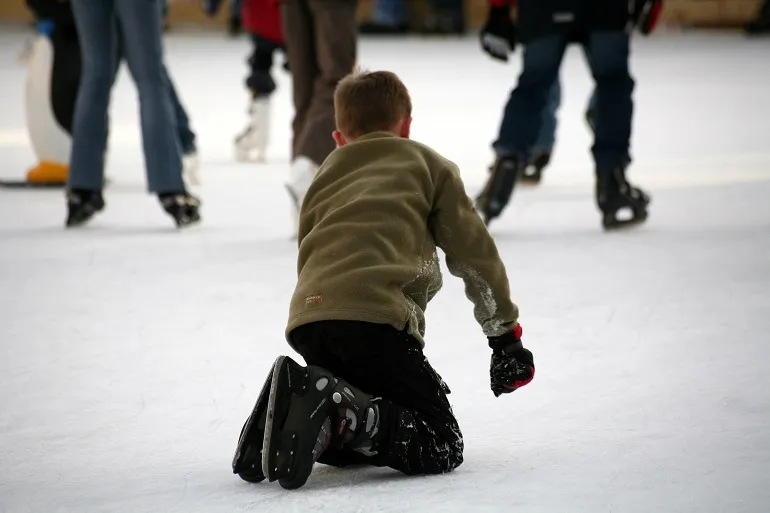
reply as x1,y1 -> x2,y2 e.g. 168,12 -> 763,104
232,70 -> 535,490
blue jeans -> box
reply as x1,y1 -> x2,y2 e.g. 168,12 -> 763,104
69,0 -> 184,193
370,0 -> 462,26
166,74 -> 196,155
532,79 -> 562,153
532,81 -> 598,154
370,0 -> 405,26
496,32 -> 633,173
114,19 -> 197,156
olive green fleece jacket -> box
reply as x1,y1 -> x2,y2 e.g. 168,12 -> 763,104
285,131 -> 519,348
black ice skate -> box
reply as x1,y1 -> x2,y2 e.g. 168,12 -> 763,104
158,192 -> 201,228
522,149 -> 551,185
475,157 -> 524,226
261,355 -> 381,490
231,365 -> 275,483
596,167 -> 650,230
65,189 -> 105,227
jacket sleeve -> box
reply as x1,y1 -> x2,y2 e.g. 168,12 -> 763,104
429,162 -> 519,338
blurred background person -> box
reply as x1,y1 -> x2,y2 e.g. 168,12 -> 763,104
359,0 -> 466,35
282,0 -> 357,236
161,0 -> 242,35
66,0 -> 201,228
745,0 -> 770,34
204,0 -> 287,163
475,0 -> 661,230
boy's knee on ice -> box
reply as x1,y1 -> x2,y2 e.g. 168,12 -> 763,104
293,321 -> 464,476
383,408 -> 464,475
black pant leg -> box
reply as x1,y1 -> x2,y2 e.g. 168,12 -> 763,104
583,31 -> 634,172
292,321 -> 464,475
493,34 -> 568,159
245,33 -> 279,95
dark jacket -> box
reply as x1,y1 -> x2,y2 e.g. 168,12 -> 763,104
493,0 -> 633,43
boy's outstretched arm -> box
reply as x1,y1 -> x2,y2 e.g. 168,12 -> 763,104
430,162 -> 534,396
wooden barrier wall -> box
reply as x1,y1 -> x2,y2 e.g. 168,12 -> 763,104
0,0 -> 763,29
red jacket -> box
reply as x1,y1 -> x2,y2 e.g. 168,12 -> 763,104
242,0 -> 284,45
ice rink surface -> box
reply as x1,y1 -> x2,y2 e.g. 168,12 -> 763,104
1,25 -> 769,513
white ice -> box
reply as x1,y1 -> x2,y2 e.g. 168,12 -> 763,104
1,25 -> 770,513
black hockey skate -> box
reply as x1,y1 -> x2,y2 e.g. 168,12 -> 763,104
66,189 -> 105,227
475,157 -> 523,226
231,365 -> 275,483
596,167 -> 650,230
158,192 -> 201,228
261,356 -> 381,490
522,150 -> 551,185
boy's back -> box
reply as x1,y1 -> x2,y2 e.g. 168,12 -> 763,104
287,131 -> 518,346
234,70 -> 534,490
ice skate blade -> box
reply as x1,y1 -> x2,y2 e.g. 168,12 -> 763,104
234,147 -> 266,163
232,365 -> 275,480
519,175 -> 542,186
235,443 -> 267,483
65,216 -> 93,228
65,203 -> 104,228
262,356 -> 311,487
262,356 -> 334,490
262,356 -> 290,481
174,215 -> 202,229
602,212 -> 648,231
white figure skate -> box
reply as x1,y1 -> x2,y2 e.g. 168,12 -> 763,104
234,97 -> 271,163
183,151 -> 201,186
285,156 -> 319,238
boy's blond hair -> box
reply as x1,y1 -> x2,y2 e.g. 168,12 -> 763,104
334,69 -> 412,139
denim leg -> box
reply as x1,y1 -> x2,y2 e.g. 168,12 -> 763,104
153,0 -> 195,155
532,78 -> 562,153
115,0 -> 184,193
494,35 -> 568,159
370,0 -> 406,26
583,32 -> 634,172
68,0 -> 118,190
166,71 -> 197,155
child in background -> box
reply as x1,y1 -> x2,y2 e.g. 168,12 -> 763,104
231,70 -> 535,490
204,0 -> 287,162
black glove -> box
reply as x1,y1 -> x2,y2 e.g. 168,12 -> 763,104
489,324 -> 534,397
632,0 -> 663,35
480,5 -> 517,62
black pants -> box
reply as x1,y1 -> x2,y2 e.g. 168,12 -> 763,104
246,34 -> 283,95
291,321 -> 464,475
